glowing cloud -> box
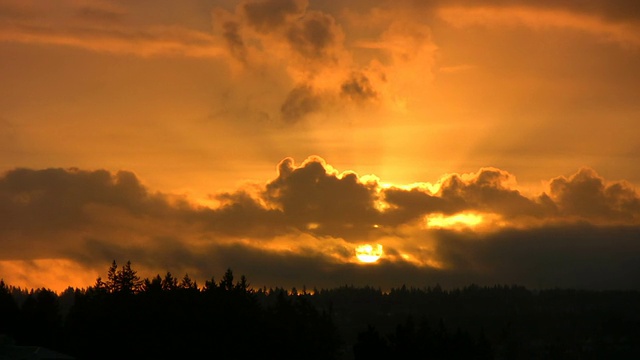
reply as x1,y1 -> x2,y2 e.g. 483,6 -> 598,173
355,244 -> 383,263
426,212 -> 484,229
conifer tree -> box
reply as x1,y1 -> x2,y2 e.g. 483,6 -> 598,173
162,272 -> 178,291
106,260 -> 118,293
117,261 -> 141,294
220,268 -> 234,291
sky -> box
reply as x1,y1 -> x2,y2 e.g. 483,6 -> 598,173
1,0 -> 640,293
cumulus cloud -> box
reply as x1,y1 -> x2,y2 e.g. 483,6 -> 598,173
2,158 -> 640,291
264,156 -> 380,236
435,168 -> 555,218
212,0 -> 428,123
381,168 -> 553,227
216,0 -> 346,67
548,167 -> 640,222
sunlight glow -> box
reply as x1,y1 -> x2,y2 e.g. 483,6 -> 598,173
355,244 -> 383,263
0,259 -> 99,294
426,212 -> 484,229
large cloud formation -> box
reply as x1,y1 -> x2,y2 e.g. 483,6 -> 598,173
1,156 -> 639,291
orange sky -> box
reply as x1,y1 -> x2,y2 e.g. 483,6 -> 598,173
1,0 -> 640,293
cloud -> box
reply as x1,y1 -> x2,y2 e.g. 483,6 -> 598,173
2,158 -> 640,292
205,190 -> 287,237
548,167 -> 640,222
0,0 -> 439,125
428,224 -> 640,289
381,168 -> 554,226
438,5 -> 640,48
74,4 -> 126,25
0,0 -> 227,58
212,0 -> 436,123
284,10 -> 340,61
340,71 -> 378,103
435,168 -> 554,218
217,0 -> 346,69
264,156 -> 380,236
0,167 -> 170,230
221,20 -> 247,62
279,84 -> 322,122
241,0 -> 306,32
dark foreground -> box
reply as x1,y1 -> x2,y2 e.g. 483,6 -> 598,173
1,264 -> 639,359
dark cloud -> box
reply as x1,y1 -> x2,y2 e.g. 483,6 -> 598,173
279,84 -> 322,122
340,71 -> 378,103
436,168 -> 554,218
382,188 -> 452,225
264,157 -> 380,236
174,223 -> 640,291
430,224 -> 640,290
285,11 -> 338,60
2,160 -> 640,290
221,20 -> 247,61
205,190 -> 287,237
381,168 -> 554,225
75,6 -> 124,24
241,0 -> 306,32
549,168 -> 640,222
405,0 -> 640,23
78,235 -> 208,277
207,242 -> 449,290
478,0 -> 640,24
0,167 -> 172,233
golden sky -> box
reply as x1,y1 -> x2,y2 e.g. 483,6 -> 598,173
1,0 -> 640,292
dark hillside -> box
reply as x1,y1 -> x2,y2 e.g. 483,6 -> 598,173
2,263 -> 639,359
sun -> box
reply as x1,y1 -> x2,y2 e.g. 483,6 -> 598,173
355,244 -> 383,263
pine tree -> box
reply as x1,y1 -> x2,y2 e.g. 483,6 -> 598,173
104,260 -> 141,294
179,273 -> 197,290
106,260 -> 118,293
162,272 -> 178,291
117,261 -> 141,295
142,275 -> 163,293
220,268 -> 234,291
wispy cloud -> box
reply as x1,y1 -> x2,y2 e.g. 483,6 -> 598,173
439,5 -> 640,48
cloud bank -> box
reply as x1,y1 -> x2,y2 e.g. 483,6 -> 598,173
1,156 -> 639,292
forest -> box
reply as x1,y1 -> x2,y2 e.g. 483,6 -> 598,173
1,261 -> 640,359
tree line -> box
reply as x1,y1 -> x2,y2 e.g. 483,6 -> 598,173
1,261 -> 342,359
2,261 -> 640,359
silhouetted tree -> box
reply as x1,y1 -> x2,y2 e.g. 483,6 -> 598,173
161,271 -> 178,291
0,280 -> 19,336
104,260 -> 142,294
5,262 -> 640,360
353,325 -> 390,359
16,288 -> 62,349
220,267 -> 234,291
179,273 -> 197,290
116,260 -> 141,295
203,276 -> 218,293
141,274 -> 163,293
106,260 -> 118,293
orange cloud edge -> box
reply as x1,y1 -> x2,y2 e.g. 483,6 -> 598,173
1,155 -> 639,293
